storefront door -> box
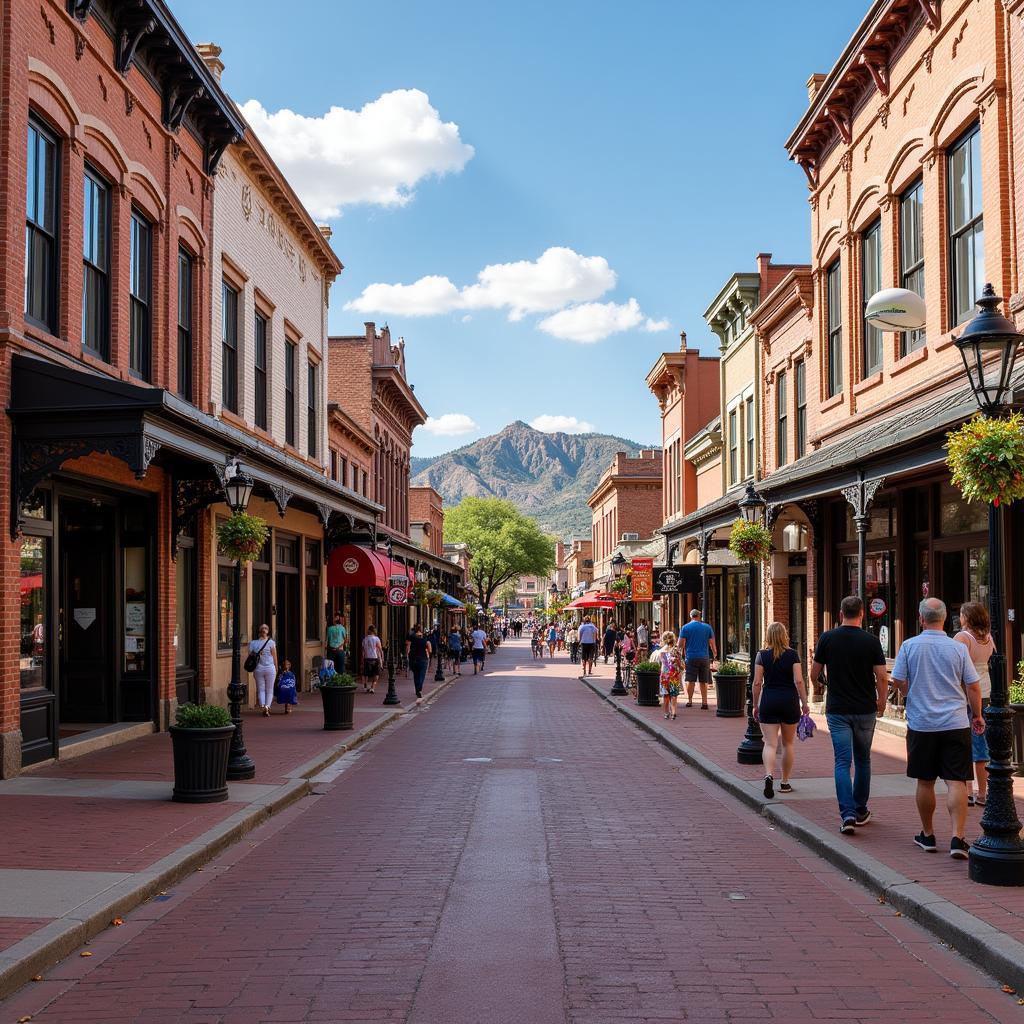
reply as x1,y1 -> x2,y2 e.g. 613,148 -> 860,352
789,573 -> 807,665
59,498 -> 115,725
275,571 -> 300,670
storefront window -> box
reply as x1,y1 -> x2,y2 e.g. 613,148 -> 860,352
21,490 -> 50,521
725,569 -> 749,658
20,537 -> 47,688
124,546 -> 147,673
305,540 -> 321,641
939,483 -> 987,535
844,552 -> 895,657
218,565 -> 234,650
175,542 -> 195,671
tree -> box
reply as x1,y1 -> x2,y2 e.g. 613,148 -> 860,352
445,497 -> 556,612
497,582 -> 519,614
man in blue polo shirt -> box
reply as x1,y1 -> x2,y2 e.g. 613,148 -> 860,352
679,609 -> 717,709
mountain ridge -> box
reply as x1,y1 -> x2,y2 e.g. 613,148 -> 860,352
411,421 -> 654,537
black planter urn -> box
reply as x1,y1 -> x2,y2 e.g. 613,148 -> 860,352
635,668 -> 661,707
320,684 -> 358,731
170,724 -> 235,803
713,673 -> 746,718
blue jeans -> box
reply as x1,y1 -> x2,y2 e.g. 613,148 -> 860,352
410,659 -> 428,696
826,713 -> 877,821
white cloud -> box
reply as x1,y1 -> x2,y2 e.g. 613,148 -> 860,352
530,415 -> 597,434
420,413 -> 480,437
537,298 -> 670,343
239,90 -> 474,219
344,247 -> 616,319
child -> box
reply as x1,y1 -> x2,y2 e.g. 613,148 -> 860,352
318,657 -> 336,683
276,659 -> 298,714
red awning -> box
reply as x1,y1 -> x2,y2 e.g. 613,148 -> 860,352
327,544 -> 393,588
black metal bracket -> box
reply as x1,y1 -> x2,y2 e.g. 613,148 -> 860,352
67,0 -> 95,21
268,484 -> 293,518
172,472 -> 227,558
166,77 -> 205,132
116,15 -> 156,75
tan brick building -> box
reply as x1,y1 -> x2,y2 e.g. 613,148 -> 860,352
563,540 -> 594,597
409,486 -> 444,556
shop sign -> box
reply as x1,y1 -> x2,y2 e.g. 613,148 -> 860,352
342,557 -> 359,575
388,584 -> 408,606
73,607 -> 96,630
653,565 -> 701,595
869,597 -> 887,617
631,558 -> 654,601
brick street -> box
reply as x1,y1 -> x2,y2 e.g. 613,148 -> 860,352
2,639 -> 1020,1024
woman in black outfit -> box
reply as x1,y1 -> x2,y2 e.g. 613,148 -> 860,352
752,622 -> 809,799
405,623 -> 432,701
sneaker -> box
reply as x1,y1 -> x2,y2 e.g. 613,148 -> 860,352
763,776 -> 774,799
914,832 -> 937,852
854,811 -> 872,826
840,819 -> 856,835
950,836 -> 970,860
779,782 -> 793,794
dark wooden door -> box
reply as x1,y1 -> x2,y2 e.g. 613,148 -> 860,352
59,499 -> 114,723
275,571 -> 300,671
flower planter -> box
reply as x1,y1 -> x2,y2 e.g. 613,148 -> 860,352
635,668 -> 661,707
170,724 -> 235,803
1011,703 -> 1024,777
713,673 -> 746,718
319,683 -> 358,731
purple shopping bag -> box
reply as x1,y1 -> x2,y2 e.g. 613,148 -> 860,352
797,713 -> 816,741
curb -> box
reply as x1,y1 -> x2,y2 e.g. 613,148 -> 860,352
0,683 -> 456,1001
580,675 -> 1024,991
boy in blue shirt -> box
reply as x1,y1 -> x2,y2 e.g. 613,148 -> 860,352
679,609 -> 717,709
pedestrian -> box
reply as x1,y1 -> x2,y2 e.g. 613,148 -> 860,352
578,616 -> 599,675
954,601 -> 995,807
547,622 -> 558,658
448,625 -> 463,674
636,620 -> 650,662
325,612 -> 347,676
406,623 -> 432,701
361,625 -> 383,694
809,595 -> 889,834
891,598 -> 985,860
276,659 -> 297,714
753,622 -> 809,798
247,623 -> 278,717
471,621 -> 488,674
655,630 -> 683,720
603,621 -> 617,664
679,609 -> 717,710
567,622 -> 580,664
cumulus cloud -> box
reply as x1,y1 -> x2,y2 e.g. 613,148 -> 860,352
537,298 -> 670,343
239,90 -> 474,219
530,415 -> 597,434
420,413 -> 480,437
344,247 -> 616,319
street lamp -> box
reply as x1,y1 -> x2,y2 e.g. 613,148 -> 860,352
737,482 -> 766,765
610,553 -> 628,696
223,457 -> 255,781
953,284 -> 1024,886
434,573 -> 446,683
382,539 -> 401,707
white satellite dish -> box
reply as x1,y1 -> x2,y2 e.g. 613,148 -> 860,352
864,287 -> 927,331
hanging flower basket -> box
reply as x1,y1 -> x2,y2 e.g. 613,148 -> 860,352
728,518 -> 772,563
216,512 -> 269,563
411,581 -> 429,605
425,589 -> 444,608
945,413 -> 1024,508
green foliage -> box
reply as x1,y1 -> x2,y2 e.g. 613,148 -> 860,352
945,413 -> 1024,507
175,703 -> 232,729
715,661 -> 749,676
497,583 -> 518,610
634,661 -> 661,674
609,577 -> 630,595
1012,661 -> 1024,705
445,497 -> 556,610
728,518 -> 772,563
216,512 -> 270,563
319,672 -> 357,688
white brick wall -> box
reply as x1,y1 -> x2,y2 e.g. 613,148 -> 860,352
209,150 -> 329,466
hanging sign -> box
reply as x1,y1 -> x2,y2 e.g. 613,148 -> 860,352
388,584 -> 408,606
631,558 -> 654,601
653,565 -> 702,595
869,597 -> 887,617
73,608 -> 97,630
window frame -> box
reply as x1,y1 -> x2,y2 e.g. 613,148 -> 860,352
743,394 -> 755,479
177,247 -> 194,400
284,339 -> 297,447
861,218 -> 882,377
25,117 -> 60,334
254,311 -> 269,431
82,165 -> 111,360
826,259 -> 843,397
129,209 -> 152,380
776,370 -> 788,467
728,407 -> 739,486
947,123 -> 984,329
899,177 -> 925,356
307,358 -> 318,458
794,360 -> 807,459
221,279 -> 239,413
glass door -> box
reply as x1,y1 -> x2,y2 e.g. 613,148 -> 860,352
842,551 -> 895,658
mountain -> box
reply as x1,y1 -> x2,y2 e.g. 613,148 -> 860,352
411,421 -> 652,537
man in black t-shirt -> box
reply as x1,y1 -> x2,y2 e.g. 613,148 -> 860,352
810,596 -> 889,835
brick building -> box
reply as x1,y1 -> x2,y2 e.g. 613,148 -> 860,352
409,486 -> 444,555
563,539 -> 594,597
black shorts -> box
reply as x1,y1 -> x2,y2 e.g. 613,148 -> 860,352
906,727 -> 973,782
684,657 -> 711,683
472,649 -> 485,664
363,658 -> 380,678
580,643 -> 597,661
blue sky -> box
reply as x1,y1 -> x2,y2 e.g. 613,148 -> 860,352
174,0 -> 866,456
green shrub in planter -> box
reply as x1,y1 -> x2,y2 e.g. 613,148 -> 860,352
175,703 -> 232,728
317,672 -> 357,688
715,660 -> 748,675
634,660 -> 661,674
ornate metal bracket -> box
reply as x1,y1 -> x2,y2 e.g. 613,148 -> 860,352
797,498 -> 821,536
269,484 -> 293,518
166,78 -> 205,132
172,474 -> 226,558
205,131 -> 237,176
841,474 -> 885,533
67,0 -> 95,20
765,503 -> 782,531
116,16 -> 156,75
315,502 -> 333,528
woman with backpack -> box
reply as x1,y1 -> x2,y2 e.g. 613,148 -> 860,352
247,623 -> 278,717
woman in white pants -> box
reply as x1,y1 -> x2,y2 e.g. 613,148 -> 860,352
248,624 -> 278,716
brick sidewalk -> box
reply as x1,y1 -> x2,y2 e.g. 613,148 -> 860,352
0,661 -> 454,993
582,659 -> 1024,983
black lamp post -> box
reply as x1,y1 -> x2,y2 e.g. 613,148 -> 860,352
223,458 -> 256,781
737,482 -> 766,765
953,284 -> 1024,886
610,552 -> 628,696
434,574 -> 446,683
382,539 -> 401,706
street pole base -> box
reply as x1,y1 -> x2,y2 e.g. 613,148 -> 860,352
382,692 -> 401,706
610,681 -> 627,696
434,666 -> 445,682
226,755 -> 256,781
968,841 -> 1024,886
737,741 -> 764,766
